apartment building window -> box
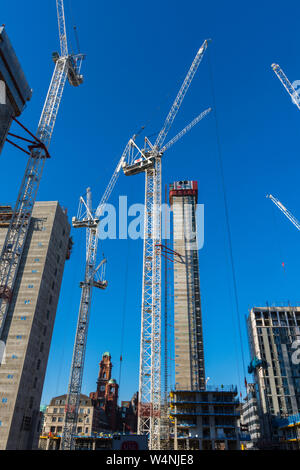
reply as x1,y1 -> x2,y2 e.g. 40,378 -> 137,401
36,359 -> 41,370
29,396 -> 34,409
7,375 -> 13,379
20,316 -> 27,320
24,300 -> 31,304
32,270 -> 37,273
40,342 -> 44,352
34,258 -> 40,262
2,398 -> 7,403
33,377 -> 37,389
52,417 -> 57,422
28,285 -> 34,289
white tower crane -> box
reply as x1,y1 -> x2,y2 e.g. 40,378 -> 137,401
0,0 -> 84,339
60,151 -> 127,450
271,63 -> 300,111
267,194 -> 300,231
121,40 -> 211,450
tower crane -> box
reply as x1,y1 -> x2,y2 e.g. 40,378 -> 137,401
271,63 -> 300,111
121,40 -> 211,450
0,0 -> 84,340
267,194 -> 300,231
60,151 -> 127,450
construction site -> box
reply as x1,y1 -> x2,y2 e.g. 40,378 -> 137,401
1,0 -> 300,454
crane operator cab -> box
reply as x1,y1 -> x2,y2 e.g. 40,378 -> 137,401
66,56 -> 83,87
51,52 -> 84,87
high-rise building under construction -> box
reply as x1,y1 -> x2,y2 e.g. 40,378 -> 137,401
0,201 -> 71,449
169,180 -> 205,390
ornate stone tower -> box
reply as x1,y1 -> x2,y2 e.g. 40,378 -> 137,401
89,352 -> 119,430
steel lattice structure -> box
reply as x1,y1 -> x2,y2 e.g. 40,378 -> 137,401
0,0 -> 84,340
122,40 -> 210,449
61,152 -> 126,450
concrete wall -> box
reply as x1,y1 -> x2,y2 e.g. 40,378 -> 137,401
0,201 -> 70,449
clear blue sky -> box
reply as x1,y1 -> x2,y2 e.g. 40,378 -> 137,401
2,0 -> 300,405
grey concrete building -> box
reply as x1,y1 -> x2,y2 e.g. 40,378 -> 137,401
247,306 -> 300,446
0,201 -> 72,449
240,383 -> 261,449
170,386 -> 240,450
41,394 -> 106,438
169,181 -> 205,391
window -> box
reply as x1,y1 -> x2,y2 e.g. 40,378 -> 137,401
77,427 -> 82,433
2,398 -> 7,403
85,428 -> 88,434
52,417 -> 57,422
38,242 -> 43,247
16,335 -> 22,339
49,295 -> 52,305
58,417 -> 63,422
20,316 -> 27,320
28,285 -> 34,289
24,300 -> 31,304
40,343 -> 44,352
32,270 -> 37,273
36,359 -> 41,370
34,258 -> 40,262
50,426 -> 55,433
29,397 -> 34,409
12,355 -> 17,359
7,375 -> 13,379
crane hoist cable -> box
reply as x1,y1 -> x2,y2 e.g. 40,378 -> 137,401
118,238 -> 130,394
207,47 -> 247,388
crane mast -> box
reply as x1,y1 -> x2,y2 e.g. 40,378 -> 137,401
271,63 -> 300,111
61,153 -> 125,450
122,40 -> 210,450
267,194 -> 300,231
0,0 -> 84,340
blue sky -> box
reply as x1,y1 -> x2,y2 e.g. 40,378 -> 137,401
2,0 -> 300,405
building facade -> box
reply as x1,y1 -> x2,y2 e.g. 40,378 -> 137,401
41,394 -> 107,437
169,181 -> 205,391
247,306 -> 300,446
170,386 -> 240,450
0,25 -> 32,155
0,201 -> 71,449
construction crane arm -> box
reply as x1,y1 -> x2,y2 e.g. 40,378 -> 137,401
56,0 -> 68,57
154,39 -> 210,149
267,194 -> 300,231
160,107 -> 211,153
271,63 -> 300,111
